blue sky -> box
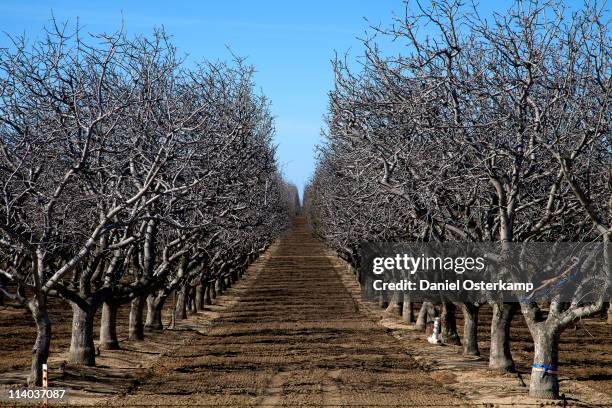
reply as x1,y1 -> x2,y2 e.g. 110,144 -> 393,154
0,1 -> 596,197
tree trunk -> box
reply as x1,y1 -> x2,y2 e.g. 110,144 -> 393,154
378,292 -> 389,309
204,282 -> 212,305
195,284 -> 204,311
462,303 -> 480,356
385,291 -> 402,315
17,283 -> 26,299
129,295 -> 145,341
99,301 -> 120,350
187,286 -> 196,312
27,298 -> 51,386
529,327 -> 560,399
402,292 -> 414,323
176,286 -> 188,320
216,277 -> 224,295
416,302 -> 434,331
210,280 -> 217,299
145,294 -> 166,331
607,302 -> 612,324
489,302 -> 518,371
441,302 -> 461,345
68,303 -> 96,366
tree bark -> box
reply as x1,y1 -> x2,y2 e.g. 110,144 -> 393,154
216,277 -> 224,295
68,302 -> 96,366
462,303 -> 480,356
99,301 -> 120,350
489,302 -> 518,371
128,295 -> 145,341
210,279 -> 217,299
385,291 -> 402,315
416,302 -> 434,331
187,286 -> 196,312
176,285 -> 188,320
607,302 -> 612,324
27,297 -> 51,386
195,284 -> 204,311
145,294 -> 166,331
204,281 -> 212,305
378,292 -> 389,309
529,327 -> 560,399
441,302 -> 461,345
402,292 -> 414,323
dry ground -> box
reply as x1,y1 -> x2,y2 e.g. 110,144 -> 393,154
331,249 -> 612,407
0,217 -> 610,407
105,218 -> 468,407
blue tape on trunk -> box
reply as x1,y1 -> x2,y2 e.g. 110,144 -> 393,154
532,363 -> 558,378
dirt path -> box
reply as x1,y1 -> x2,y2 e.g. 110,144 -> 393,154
109,219 -> 469,407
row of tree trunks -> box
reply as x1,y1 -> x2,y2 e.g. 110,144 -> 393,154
381,291 -> 418,326
35,270 -> 243,376
361,277 -> 602,401
379,297 -> 517,371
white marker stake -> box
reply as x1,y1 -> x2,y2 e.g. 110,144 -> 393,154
427,317 -> 441,344
42,363 -> 48,408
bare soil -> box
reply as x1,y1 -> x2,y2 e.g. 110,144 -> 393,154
0,217 -> 610,407
104,218 -> 468,407
330,250 -> 612,407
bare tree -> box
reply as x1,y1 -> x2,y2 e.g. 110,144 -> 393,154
308,0 -> 610,400
0,21 -> 294,383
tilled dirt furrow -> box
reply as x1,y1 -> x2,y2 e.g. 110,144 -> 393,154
112,219 -> 469,407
